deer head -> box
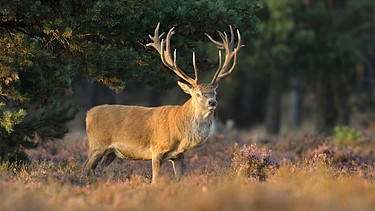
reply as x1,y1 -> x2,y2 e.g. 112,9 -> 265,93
146,23 -> 243,117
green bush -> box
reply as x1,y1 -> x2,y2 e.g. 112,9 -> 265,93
334,126 -> 366,149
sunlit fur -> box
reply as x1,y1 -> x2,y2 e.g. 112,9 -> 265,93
84,81 -> 218,183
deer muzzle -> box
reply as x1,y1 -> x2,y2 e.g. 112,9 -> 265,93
207,99 -> 217,110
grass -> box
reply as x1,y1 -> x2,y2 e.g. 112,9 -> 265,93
1,129 -> 375,211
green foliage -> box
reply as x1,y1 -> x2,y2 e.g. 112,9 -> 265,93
251,0 -> 367,82
1,0 -> 259,90
0,12 -> 78,162
334,126 -> 367,149
0,102 -> 78,163
251,0 -> 297,71
0,108 -> 26,133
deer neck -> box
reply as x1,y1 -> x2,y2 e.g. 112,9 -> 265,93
180,98 -> 214,146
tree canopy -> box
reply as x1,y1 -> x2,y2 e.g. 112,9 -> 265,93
0,0 -> 259,162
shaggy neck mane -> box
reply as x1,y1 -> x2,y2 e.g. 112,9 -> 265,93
179,98 -> 214,146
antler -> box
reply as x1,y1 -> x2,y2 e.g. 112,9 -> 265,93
146,23 -> 199,87
205,25 -> 244,84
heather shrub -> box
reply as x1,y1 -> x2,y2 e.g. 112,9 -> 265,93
0,157 -> 86,185
303,152 -> 333,171
271,134 -> 328,157
303,143 -> 375,172
231,144 -> 275,181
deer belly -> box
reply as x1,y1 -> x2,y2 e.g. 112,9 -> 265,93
111,143 -> 152,160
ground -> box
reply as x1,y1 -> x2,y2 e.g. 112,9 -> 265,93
1,128 -> 375,211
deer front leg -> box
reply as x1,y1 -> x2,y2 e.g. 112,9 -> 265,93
170,154 -> 184,181
151,152 -> 163,184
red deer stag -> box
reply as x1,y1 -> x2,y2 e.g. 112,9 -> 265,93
83,23 -> 243,183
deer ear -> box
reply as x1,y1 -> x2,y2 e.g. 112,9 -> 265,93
177,81 -> 193,94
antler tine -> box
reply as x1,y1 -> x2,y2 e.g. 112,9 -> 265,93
159,40 -> 196,86
208,26 -> 243,84
211,50 -> 222,83
192,52 -> 199,84
172,49 -> 196,85
160,39 -> 173,69
229,25 -> 234,50
205,32 -> 224,49
163,27 -> 175,66
218,28 -> 243,78
147,23 -> 198,86
146,22 -> 164,54
216,49 -> 238,79
236,29 -> 244,53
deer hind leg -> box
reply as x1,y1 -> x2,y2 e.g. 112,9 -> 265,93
83,148 -> 117,177
97,148 -> 117,169
170,154 -> 184,181
83,149 -> 106,172
151,152 -> 163,184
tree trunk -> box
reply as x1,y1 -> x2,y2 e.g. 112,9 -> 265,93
332,80 -> 350,126
265,68 -> 284,135
314,80 -> 336,134
265,84 -> 282,135
288,77 -> 303,132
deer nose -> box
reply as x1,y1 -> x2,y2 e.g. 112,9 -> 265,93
208,100 -> 217,107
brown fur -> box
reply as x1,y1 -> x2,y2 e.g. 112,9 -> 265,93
84,82 -> 217,183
